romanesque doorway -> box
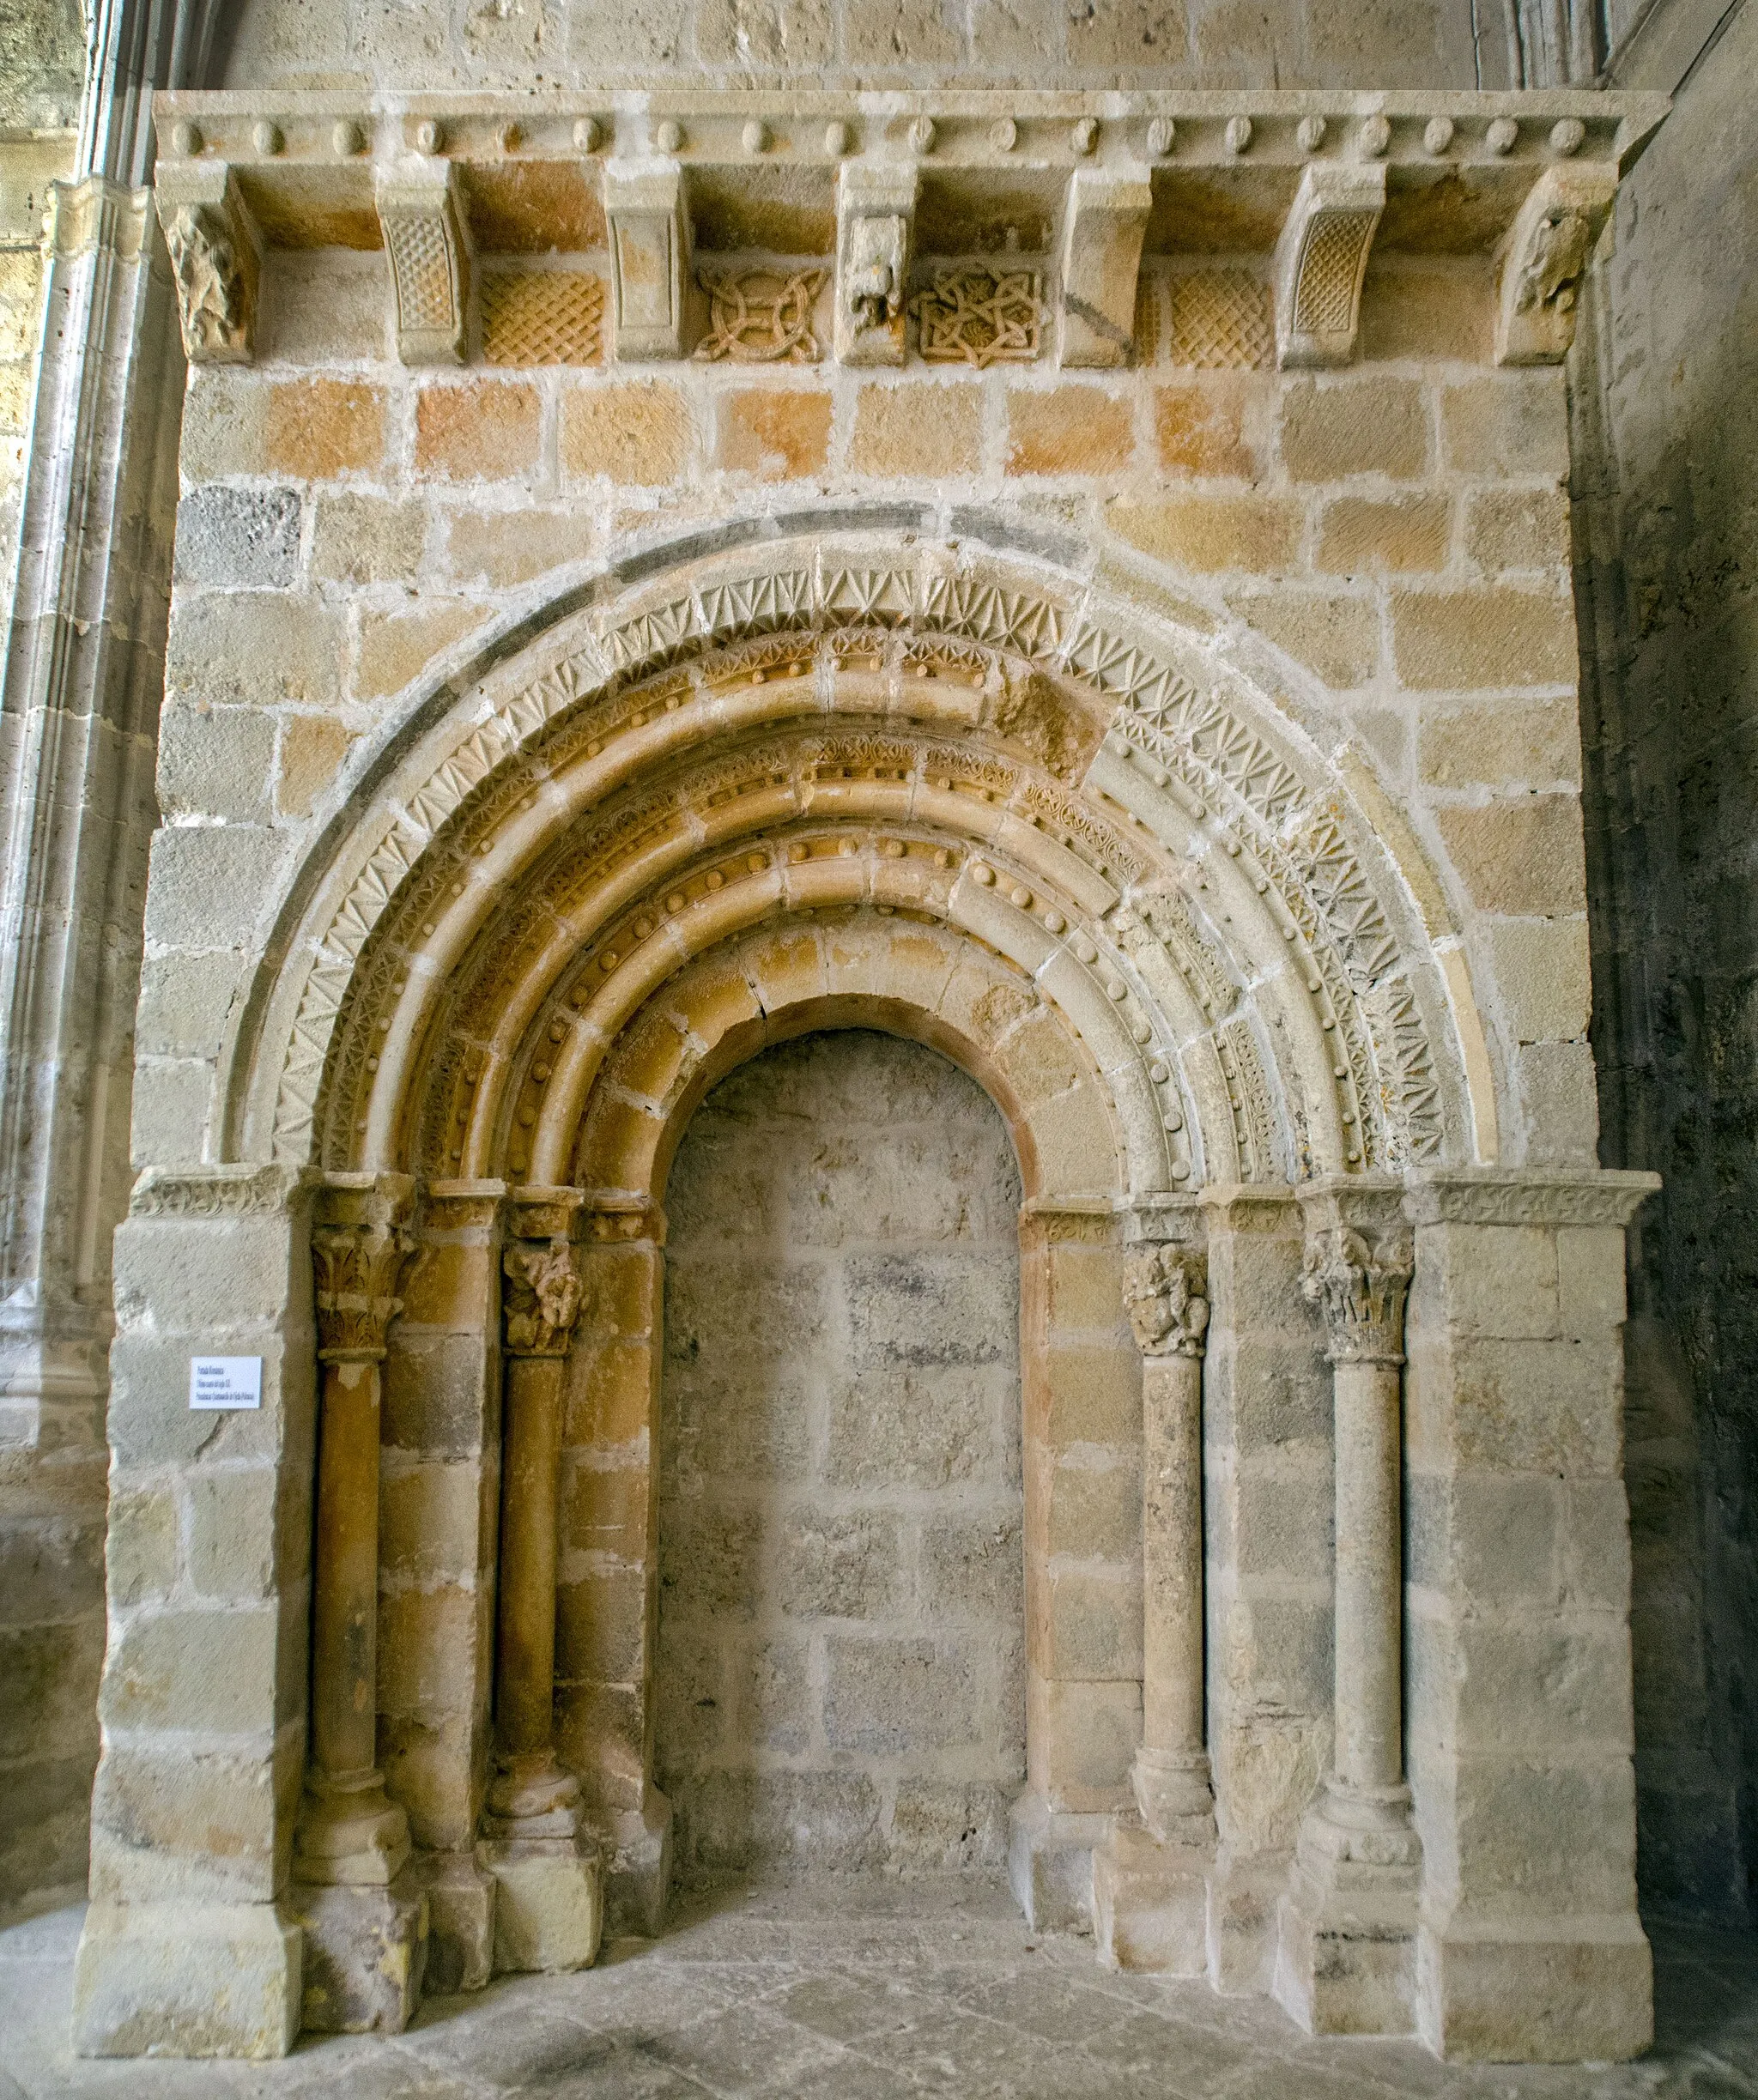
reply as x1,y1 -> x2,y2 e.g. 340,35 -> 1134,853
656,1029 -> 1026,1885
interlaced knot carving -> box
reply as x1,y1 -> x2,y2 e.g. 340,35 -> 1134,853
913,264 -> 1042,368
694,266 -> 828,363
1124,1243 -> 1210,1359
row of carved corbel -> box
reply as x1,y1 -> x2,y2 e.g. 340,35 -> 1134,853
153,151 -> 1612,372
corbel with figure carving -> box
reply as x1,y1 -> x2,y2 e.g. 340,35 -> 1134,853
154,162 -> 259,364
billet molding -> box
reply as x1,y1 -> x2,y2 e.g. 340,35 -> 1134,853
150,87 -> 1664,374
244,538 -> 1466,1195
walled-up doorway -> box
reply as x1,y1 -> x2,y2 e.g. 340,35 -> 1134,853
657,1030 -> 1026,1883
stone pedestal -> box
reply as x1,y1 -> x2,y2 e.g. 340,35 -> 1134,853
478,1836 -> 603,1972
1275,1782 -> 1422,2035
287,1873 -> 430,2035
1007,1793 -> 1110,1932
1094,1825 -> 1209,1974
71,1900 -> 304,2060
604,1785 -> 674,1939
408,1849 -> 497,1994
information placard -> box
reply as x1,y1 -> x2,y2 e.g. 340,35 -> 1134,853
189,1356 -> 264,1411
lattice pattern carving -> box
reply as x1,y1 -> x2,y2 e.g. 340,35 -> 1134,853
482,271 -> 604,366
1291,212 -> 1379,338
385,214 -> 456,333
694,266 -> 828,364
914,266 -> 1042,368
1168,271 -> 1272,370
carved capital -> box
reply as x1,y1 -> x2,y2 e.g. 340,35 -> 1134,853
1273,160 -> 1385,370
1494,165 -> 1616,366
1300,1220 -> 1411,1366
503,1236 -> 583,1358
835,162 -> 916,367
312,1219 -> 415,1362
155,166 -> 260,364
1124,1242 -> 1209,1359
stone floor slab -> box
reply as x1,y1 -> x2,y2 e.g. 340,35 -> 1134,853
2,1882 -> 1755,2098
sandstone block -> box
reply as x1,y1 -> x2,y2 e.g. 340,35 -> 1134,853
1280,376 -> 1430,482
135,950 -> 245,1061
444,505 -> 594,588
851,381 -> 983,478
105,1484 -> 179,1606
98,1604 -> 283,1735
1154,376 -> 1261,477
562,381 -> 693,485
1107,493 -> 1302,575
1229,589 -> 1378,687
479,1839 -> 603,1973
1042,1342 -> 1138,1448
1358,257 -> 1492,364
188,1465 -> 282,1601
1067,0 -> 1191,68
823,1635 -> 984,1756
1317,493 -> 1452,574
310,491 -> 427,584
287,1874 -> 428,2033
276,713 -> 355,819
167,591 -> 344,711
717,387 -> 833,478
1094,1825 -> 1209,1974
263,375 -> 387,479
843,0 -> 959,64
1465,486 -> 1572,572
174,487 -> 301,589
155,700 -> 276,823
1419,699 -> 1581,789
415,379 -> 542,481
356,600 -> 488,702
88,1740 -> 282,1904
408,1849 -> 495,1994
1006,386 -> 1135,476
141,822 -> 287,952
1441,371 -> 1569,481
72,1899 -> 302,2058
1433,795 -> 1586,915
1488,919 -> 1591,1044
1392,588 -> 1577,691
1418,1918 -> 1652,2062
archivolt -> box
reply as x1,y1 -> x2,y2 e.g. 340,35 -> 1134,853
227,525 -> 1481,1189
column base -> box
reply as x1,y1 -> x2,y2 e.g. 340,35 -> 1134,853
478,1834 -> 603,1973
292,1767 -> 411,1887
407,1849 -> 496,1994
1274,1782 -> 1422,2036
287,1869 -> 430,2035
1093,1824 -> 1211,1974
1007,1791 -> 1111,1933
1131,1747 -> 1215,1846
1416,1913 -> 1652,2062
603,1783 -> 673,1939
72,1899 -> 302,2060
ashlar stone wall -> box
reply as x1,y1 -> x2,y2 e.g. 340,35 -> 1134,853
658,1030 -> 1027,1880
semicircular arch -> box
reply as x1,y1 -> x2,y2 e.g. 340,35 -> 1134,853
224,520 -> 1487,1191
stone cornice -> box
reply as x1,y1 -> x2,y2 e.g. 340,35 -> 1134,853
150,85 -> 1666,373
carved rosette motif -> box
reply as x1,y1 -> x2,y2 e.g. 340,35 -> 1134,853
503,1237 -> 583,1358
1124,1244 -> 1209,1359
312,1220 -> 415,1362
1300,1223 -> 1412,1366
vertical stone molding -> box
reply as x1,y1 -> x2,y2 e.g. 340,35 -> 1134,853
1402,1169 -> 1658,2063
153,160 -> 260,363
835,161 -> 916,366
288,1175 -> 429,2036
604,161 -> 689,361
1276,1177 -> 1420,2036
477,1187 -> 603,1975
1058,167 -> 1152,369
1273,160 -> 1386,368
1494,164 -> 1617,366
376,160 -> 470,366
1095,1198 -> 1214,1974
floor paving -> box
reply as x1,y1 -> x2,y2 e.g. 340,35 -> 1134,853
3,1879 -> 1754,2098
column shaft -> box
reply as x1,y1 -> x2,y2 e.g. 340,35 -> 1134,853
1141,1351 -> 1205,1760
494,1353 -> 567,1763
311,1357 -> 385,1782
1331,1359 -> 1403,1797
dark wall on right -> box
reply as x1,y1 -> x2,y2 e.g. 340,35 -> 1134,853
1573,0 -> 1758,1927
